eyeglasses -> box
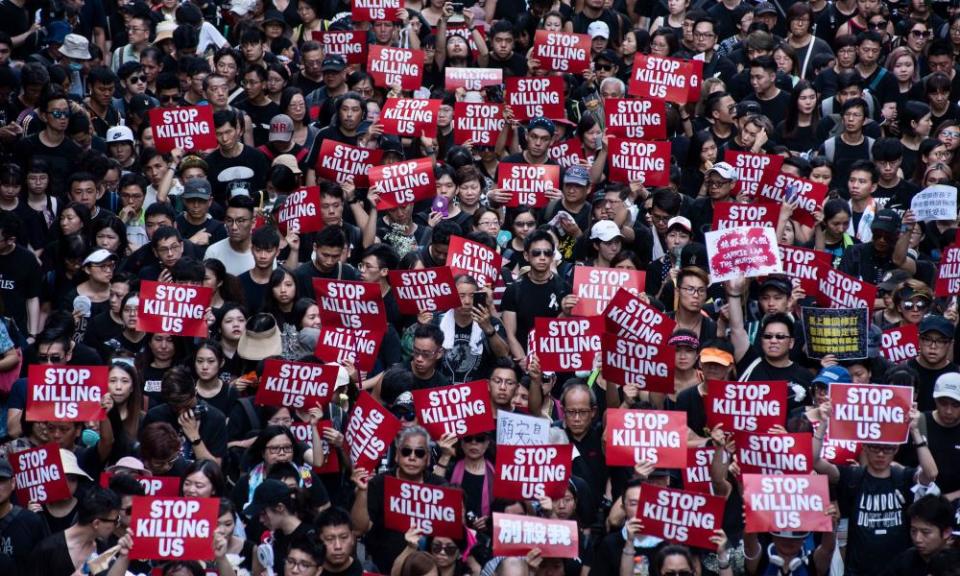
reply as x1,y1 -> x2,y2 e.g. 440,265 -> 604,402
97,515 -> 121,524
126,75 -> 147,83
478,219 -> 499,227
662,571 -> 694,576
266,445 -> 294,454
284,558 -> 318,571
529,248 -> 552,258
901,299 -> 930,311
942,130 -> 960,138
37,354 -> 64,363
491,377 -> 517,388
431,543 -> 459,555
156,243 -> 182,255
762,333 -> 790,341
411,348 -> 437,359
462,434 -> 488,444
224,217 -> 251,227
566,409 -> 593,419
921,336 -> 952,347
400,447 -> 427,459
704,179 -> 730,188
90,261 -> 116,270
693,31 -> 715,39
47,109 -> 69,119
679,286 -> 705,296
515,220 -> 536,228
865,444 -> 897,454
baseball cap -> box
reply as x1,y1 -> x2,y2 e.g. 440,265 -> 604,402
128,94 -> 155,117
668,329 -> 700,350
812,365 -> 851,388
667,216 -> 692,234
872,209 -> 901,234
771,531 -> 810,539
735,101 -> 762,118
243,479 -> 292,518
268,114 -> 294,142
700,347 -> 734,366
878,269 -> 911,293
590,220 -> 623,242
759,275 -> 792,296
706,161 -> 737,181
182,178 -> 213,200
60,449 -> 93,480
106,125 -> 135,144
262,8 -> 286,26
564,165 -> 590,186
587,21 -> 610,39
934,373 -> 960,403
0,458 -> 12,479
755,1 -> 778,15
322,54 -> 347,72
528,116 -> 556,136
595,48 -> 623,69
920,315 -> 954,338
272,154 -> 303,175
82,249 -> 118,266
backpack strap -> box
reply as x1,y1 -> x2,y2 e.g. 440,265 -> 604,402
824,137 -> 837,163
239,397 -> 261,434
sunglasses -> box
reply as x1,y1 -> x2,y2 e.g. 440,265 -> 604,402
662,571 -> 694,576
47,109 -> 69,119
462,434 -> 488,444
595,63 -> 614,71
127,75 -> 147,83
868,20 -> 887,29
37,354 -> 64,363
901,299 -> 930,311
911,29 -> 932,38
400,447 -> 427,459
160,94 -> 179,103
529,248 -> 552,258
392,410 -> 417,422
431,543 -> 459,555
762,333 -> 790,341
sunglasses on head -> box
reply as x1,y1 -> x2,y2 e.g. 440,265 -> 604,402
400,447 -> 427,459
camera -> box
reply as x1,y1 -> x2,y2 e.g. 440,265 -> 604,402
194,403 -> 209,418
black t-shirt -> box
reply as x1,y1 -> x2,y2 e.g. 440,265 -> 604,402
744,90 -> 792,127
439,319 -> 507,384
141,399 -> 229,459
906,359 -> 960,412
323,559 -> 365,576
28,530 -> 110,576
878,179 -> 920,212
204,146 -> 271,205
820,136 -> 871,193
199,381 -> 239,418
239,99 -> 282,147
883,547 -> 930,576
238,271 -> 269,314
305,126 -> 360,174
293,260 -> 361,300
460,469 -> 485,518
0,506 -> 48,568
175,214 -> 227,259
541,201 -> 591,262
411,368 -> 450,391
675,385 -> 707,438
736,348 -> 813,415
0,0 -> 36,60
921,412 -> 960,495
774,122 -> 818,155
0,246 -> 41,338
500,275 -> 567,354
17,134 -> 81,199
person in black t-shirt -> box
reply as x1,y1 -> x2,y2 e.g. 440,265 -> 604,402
486,20 -> 528,77
0,457 -> 47,568
405,324 -> 450,391
204,109 -> 271,204
317,507 -> 363,576
744,56 -> 792,124
907,316 -> 959,412
883,495 -> 955,576
873,138 -> 920,211
0,211 -> 40,340
176,178 -> 227,259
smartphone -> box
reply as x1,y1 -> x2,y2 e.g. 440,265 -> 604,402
473,291 -> 487,308
452,2 -> 464,12
432,196 -> 450,217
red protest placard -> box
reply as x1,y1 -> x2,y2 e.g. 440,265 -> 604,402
811,421 -> 861,465
629,54 -> 699,103
367,45 -> 425,91
148,106 -> 216,153
548,138 -> 588,170
319,31 -> 367,65
504,76 -> 565,121
314,327 -> 382,373
705,226 -> 783,283
604,288 -> 677,340
572,266 -> 645,316
445,67 -> 503,91
724,150 -> 785,196
711,201 -> 781,230
534,316 -> 603,373
684,447 -> 717,494
380,98 -> 440,138
371,158 -> 437,210
498,163 -> 560,208
601,332 -> 675,393
137,281 -> 212,337
314,140 -> 383,189
10,444 -> 70,504
779,244 -> 831,298
26,365 -> 108,422
389,267 -> 461,315
828,383 -> 912,444
736,432 -> 812,475
351,0 -> 400,21
492,513 -> 579,558
605,409 -> 687,467
312,419 -> 342,475
881,324 -> 919,363
604,98 -> 667,140
494,445 -> 573,500
100,473 -> 181,497
412,380 -> 495,439
453,102 -> 504,147
345,391 -> 402,471
532,30 -> 591,73
446,235 -> 504,289
817,268 -> 877,310
637,484 -> 726,550
129,497 -> 219,560
277,186 -> 324,234
254,358 -> 337,410
607,138 -> 671,187
936,245 -> 960,297
757,173 -> 828,228
384,477 -> 464,539
742,474 -> 833,533
705,381 -> 787,433
313,279 -> 387,332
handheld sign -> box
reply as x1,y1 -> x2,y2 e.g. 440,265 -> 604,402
446,235 -> 504,289
345,391 -> 402,472
445,67 -> 503,91
494,444 -> 573,500
383,476 -> 464,539
389,267 -> 461,315
379,98 -> 441,138
571,266 -> 645,317
26,365 -> 108,422
498,163 -> 560,208
779,245 -> 831,298
724,150 -> 785,196
736,432 -> 813,475
705,226 -> 783,283
312,419 -> 342,475
607,138 -> 671,187
129,497 -> 219,560
497,409 -> 551,446
100,472 -> 181,497
532,30 -> 591,73
504,76 -> 565,121
548,138 -> 588,170
817,268 -> 877,310
705,381 -> 787,433
412,380 -> 495,439
314,327 -> 382,373
684,447 -> 718,494
601,332 -> 675,393
534,316 -> 603,372
881,324 -> 919,363
801,307 -> 868,360
757,173 -> 827,228
277,186 -> 324,234
628,54 -> 699,103
148,106 -> 216,153
811,421 -> 861,465
319,30 -> 367,65
742,474 -> 832,533
935,245 -> 960,297
604,409 -> 687,467
367,45 -> 425,91
254,358 -> 337,410
351,0 -> 400,21
604,288 -> 677,341
604,98 -> 667,140
372,158 -> 437,210
637,484 -> 726,550
11,444 -> 70,504
711,201 -> 781,230
911,184 -> 957,222
492,513 -> 579,558
313,279 -> 387,332
314,140 -> 382,189
137,281 -> 212,337
454,102 -> 504,147
828,383 -> 912,444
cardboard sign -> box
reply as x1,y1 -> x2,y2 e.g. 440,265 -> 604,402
345,391 -> 402,471
254,358 -> 337,410
319,30 -> 367,65
705,381 -> 787,433
911,184 -> 957,222
548,138 -> 588,170
534,316 -> 603,372
383,476 -> 463,539
801,307 -> 868,360
742,474 -> 833,533
446,235 -> 504,289
10,444 -> 70,504
724,150 -> 785,196
711,201 -> 781,230
494,444 -> 573,500
881,324 -> 919,363
705,226 -> 783,283
148,106 -> 216,153
445,67 -> 503,91
26,365 -> 108,422
100,472 -> 180,497
532,30 -> 591,73
935,245 -> 960,297
497,409 -> 551,446
736,432 -> 812,475
492,513 -> 579,558
607,138 -> 671,187
684,447 -> 717,494
312,419 -> 342,475
313,279 -> 387,332
498,163 -> 560,208
504,76 -> 565,121
314,327 -> 382,373
628,53 -> 699,103
367,46 -> 425,91
129,497 -> 219,560
277,186 -> 324,234
137,281 -> 212,337
412,380 -> 495,439
351,0 -> 400,21
811,421 -> 861,465
389,267 -> 461,315
637,484 -> 725,550
828,383 -> 912,444
379,98 -> 440,139
779,244 -> 831,298
605,409 -> 687,467
454,102 -> 504,147
604,98 -> 667,140
314,140 -> 382,189
572,266 -> 645,316
601,332 -> 675,393
604,288 -> 677,341
817,269 -> 877,310
757,173 -> 828,228
371,158 -> 437,210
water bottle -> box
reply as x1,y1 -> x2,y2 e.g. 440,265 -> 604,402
633,555 -> 648,576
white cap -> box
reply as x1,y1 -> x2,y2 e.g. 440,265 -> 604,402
82,248 -> 117,266
587,21 -> 610,39
706,161 -> 737,181
590,220 -> 623,242
106,125 -> 135,144
667,216 -> 692,233
934,373 -> 960,403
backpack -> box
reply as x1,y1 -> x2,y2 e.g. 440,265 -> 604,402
823,135 -> 875,163
840,465 -> 913,519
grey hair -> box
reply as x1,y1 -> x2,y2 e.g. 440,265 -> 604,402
396,424 -> 430,447
600,77 -> 626,96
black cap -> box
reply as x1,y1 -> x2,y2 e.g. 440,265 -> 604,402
128,94 -> 155,116
755,1 -> 778,14
0,458 -> 12,479
595,48 -> 623,69
735,101 -> 762,118
381,136 -> 405,159
322,54 -> 347,72
920,315 -> 954,338
243,479 -> 292,518
871,209 -> 901,234
878,269 -> 911,293
759,275 -> 792,296
263,9 -> 286,25
681,242 -> 708,272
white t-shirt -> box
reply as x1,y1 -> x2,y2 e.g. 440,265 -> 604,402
204,238 -> 255,276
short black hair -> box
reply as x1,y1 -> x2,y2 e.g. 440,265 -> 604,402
848,159 -> 878,183
872,137 -> 904,162
524,229 -> 555,252
227,194 -> 256,215
145,202 -> 177,223
313,224 -> 348,249
760,312 -> 794,336
316,506 -> 353,531
413,323 -> 444,348
749,55 -> 777,73
431,220 -> 463,247
251,226 -> 281,250
77,487 -> 122,525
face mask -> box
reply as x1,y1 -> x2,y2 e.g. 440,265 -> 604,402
81,428 -> 101,447
69,62 -> 83,72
